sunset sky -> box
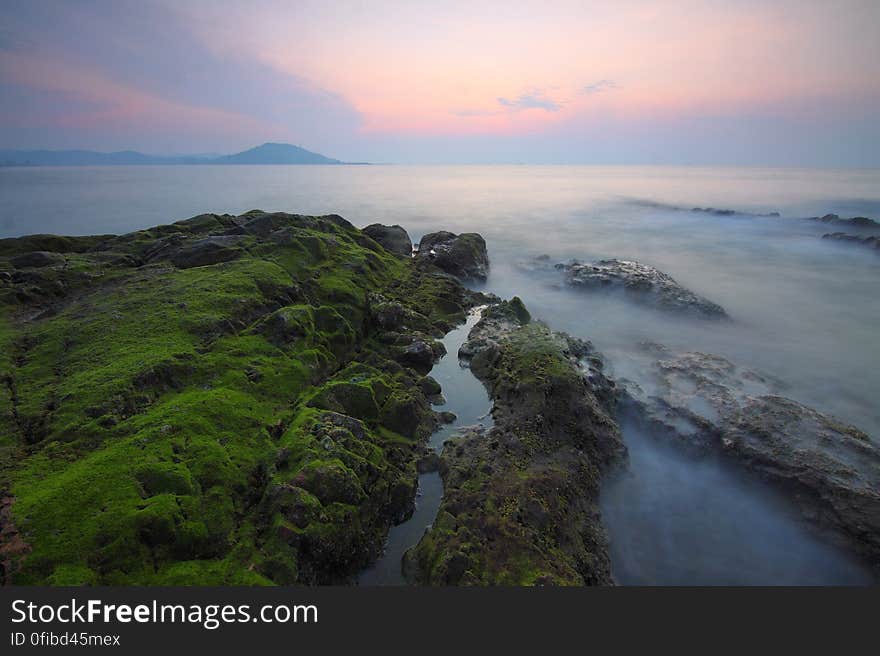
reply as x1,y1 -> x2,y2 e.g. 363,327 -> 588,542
1,0 -> 878,165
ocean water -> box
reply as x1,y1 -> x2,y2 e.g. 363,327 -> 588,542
3,164 -> 878,584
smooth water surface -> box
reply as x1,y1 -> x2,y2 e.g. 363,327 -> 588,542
358,308 -> 491,584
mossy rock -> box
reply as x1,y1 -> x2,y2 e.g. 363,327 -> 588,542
135,462 -> 195,497
381,392 -> 431,439
308,381 -> 380,421
0,210 -> 480,584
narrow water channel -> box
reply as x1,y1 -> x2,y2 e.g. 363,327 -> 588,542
358,307 -> 492,585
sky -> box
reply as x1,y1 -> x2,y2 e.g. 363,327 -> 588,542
1,0 -> 879,166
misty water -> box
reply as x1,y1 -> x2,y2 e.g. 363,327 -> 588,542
358,308 -> 491,585
3,164 -> 878,584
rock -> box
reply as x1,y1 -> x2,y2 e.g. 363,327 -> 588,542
417,452 -> 443,473
622,346 -> 880,559
405,298 -> 625,585
138,234 -> 187,263
368,293 -> 425,331
363,224 -> 412,258
254,305 -> 312,348
690,207 -> 781,217
457,299 -> 526,365
437,410 -> 456,424
692,207 -> 737,216
822,232 -> 880,251
11,251 -> 65,268
0,208 -> 488,586
395,338 -> 443,372
560,259 -> 728,318
170,235 -> 245,268
290,461 -> 364,506
811,214 -> 880,229
234,213 -> 279,237
416,231 -> 489,281
270,484 -> 319,529
309,382 -> 380,421
380,391 -> 436,439
419,375 -> 443,397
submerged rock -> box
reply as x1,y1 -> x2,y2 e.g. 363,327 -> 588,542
622,346 -> 880,560
416,231 -> 489,281
405,299 -> 625,585
810,214 -> 880,229
559,259 -> 728,318
690,207 -> 781,217
822,232 -> 880,252
692,207 -> 737,216
363,224 -> 413,258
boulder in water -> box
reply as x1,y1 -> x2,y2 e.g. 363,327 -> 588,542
811,214 -> 879,229
622,345 -> 880,560
416,231 -> 489,281
560,259 -> 728,318
822,232 -> 880,251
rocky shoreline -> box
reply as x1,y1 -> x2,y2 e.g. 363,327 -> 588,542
0,211 -> 489,584
1,210 -> 877,585
403,300 -> 625,584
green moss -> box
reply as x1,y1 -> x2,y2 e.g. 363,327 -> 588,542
1,211 -> 478,585
508,296 -> 531,324
135,462 -> 194,496
0,233 -> 113,256
405,302 -> 621,586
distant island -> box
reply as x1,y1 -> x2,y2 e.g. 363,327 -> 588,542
0,142 -> 361,166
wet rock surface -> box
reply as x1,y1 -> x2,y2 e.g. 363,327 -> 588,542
621,344 -> 880,560
691,207 -> 780,217
810,214 -> 879,230
822,232 -> 880,252
416,231 -> 489,281
404,299 -> 625,585
559,259 -> 728,318
363,224 -> 413,258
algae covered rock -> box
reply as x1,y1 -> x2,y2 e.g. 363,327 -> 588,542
0,209 -> 480,585
11,251 -> 65,268
395,338 -> 443,372
416,231 -> 489,281
363,224 -> 413,258
170,235 -> 245,268
405,298 -> 625,585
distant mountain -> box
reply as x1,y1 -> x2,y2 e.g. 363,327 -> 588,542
212,142 -> 342,165
0,143 -> 352,166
